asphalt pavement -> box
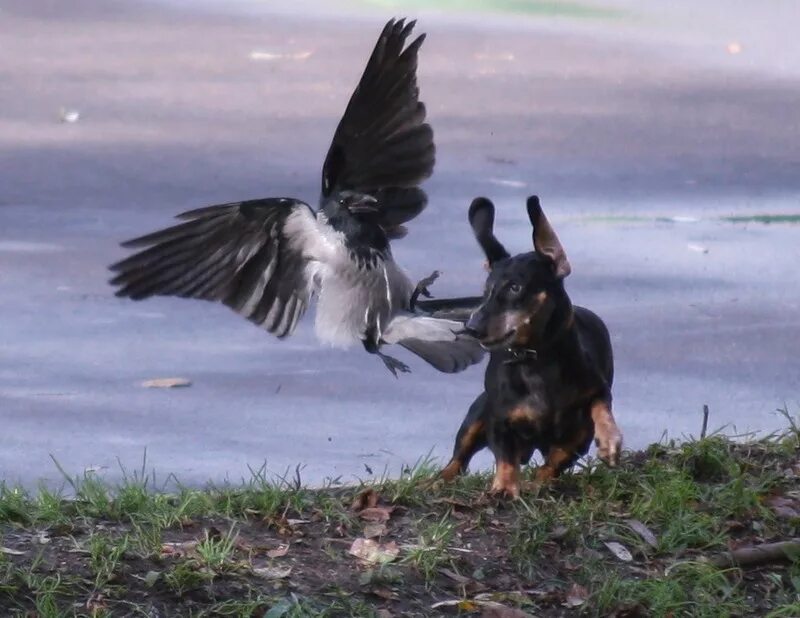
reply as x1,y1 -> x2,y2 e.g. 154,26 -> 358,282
1,0 -> 798,489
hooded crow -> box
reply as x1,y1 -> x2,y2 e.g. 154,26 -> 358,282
109,19 -> 483,377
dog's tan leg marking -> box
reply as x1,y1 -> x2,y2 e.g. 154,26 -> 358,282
532,446 -> 574,487
490,460 -> 520,499
591,400 -> 622,467
441,420 -> 485,482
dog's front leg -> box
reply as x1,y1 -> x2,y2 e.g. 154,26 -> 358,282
441,394 -> 489,481
591,399 -> 622,467
490,457 -> 521,499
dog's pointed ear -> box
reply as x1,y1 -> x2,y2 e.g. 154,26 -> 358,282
527,195 -> 571,279
468,197 -> 510,266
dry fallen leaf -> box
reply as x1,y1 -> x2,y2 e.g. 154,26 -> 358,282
605,541 -> 634,562
368,586 -> 395,601
564,582 -> 589,608
266,543 -> 290,558
359,506 -> 394,523
351,488 -> 380,511
348,538 -> 399,565
431,599 -> 479,611
482,604 -> 534,618
59,107 -> 80,123
439,567 -> 471,585
141,377 -> 192,389
160,540 -> 199,559
0,546 -> 25,556
625,519 -> 659,548
249,50 -> 313,61
766,496 -> 800,520
143,570 -> 160,588
363,522 -> 387,539
253,565 -> 292,579
85,593 -> 107,612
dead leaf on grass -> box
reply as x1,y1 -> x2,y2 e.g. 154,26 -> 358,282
439,567 -> 471,585
482,604 -> 534,618
351,488 -> 380,511
564,582 -> 589,608
625,519 -> 659,548
432,497 -> 473,510
368,586 -> 395,601
85,594 -> 108,612
267,543 -> 290,558
363,522 -> 387,539
359,506 -> 395,523
160,540 -> 199,558
431,599 -> 479,611
765,495 -> 800,520
605,541 -> 634,562
0,547 -> 25,556
143,570 -> 160,588
348,538 -> 399,565
141,377 -> 192,388
253,565 -> 292,579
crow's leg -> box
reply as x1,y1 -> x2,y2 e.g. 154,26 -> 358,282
409,270 -> 440,310
363,326 -> 410,378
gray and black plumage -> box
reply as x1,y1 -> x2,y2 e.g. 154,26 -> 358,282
109,19 -> 483,376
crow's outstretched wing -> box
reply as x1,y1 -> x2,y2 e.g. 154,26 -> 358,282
321,18 -> 434,238
109,198 -> 323,338
414,296 -> 485,322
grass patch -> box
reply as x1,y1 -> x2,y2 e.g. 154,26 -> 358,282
364,0 -> 621,20
723,214 -> 800,225
1,420 -> 799,615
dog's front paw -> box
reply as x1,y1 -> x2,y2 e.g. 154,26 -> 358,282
440,459 -> 462,482
489,480 -> 520,500
489,461 -> 521,499
595,425 -> 623,467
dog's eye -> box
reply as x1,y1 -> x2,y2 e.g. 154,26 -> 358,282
508,283 -> 522,295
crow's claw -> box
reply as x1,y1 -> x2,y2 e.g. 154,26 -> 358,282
410,270 -> 440,310
378,352 -> 411,378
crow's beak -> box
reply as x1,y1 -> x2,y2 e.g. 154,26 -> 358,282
348,195 -> 379,213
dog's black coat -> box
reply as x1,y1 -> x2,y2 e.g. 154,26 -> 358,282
442,196 -> 621,497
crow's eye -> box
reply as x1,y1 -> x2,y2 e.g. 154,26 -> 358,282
508,283 -> 522,295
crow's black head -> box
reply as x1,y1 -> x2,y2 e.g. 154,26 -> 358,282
321,191 -> 389,262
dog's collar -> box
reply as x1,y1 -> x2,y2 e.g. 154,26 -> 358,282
502,307 -> 575,364
503,347 -> 539,364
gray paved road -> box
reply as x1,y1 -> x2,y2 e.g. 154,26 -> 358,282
1,0 -> 798,489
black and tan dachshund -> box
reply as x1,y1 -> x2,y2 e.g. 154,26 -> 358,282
441,196 -> 622,498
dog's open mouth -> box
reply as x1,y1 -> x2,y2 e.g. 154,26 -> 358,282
479,329 -> 517,350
